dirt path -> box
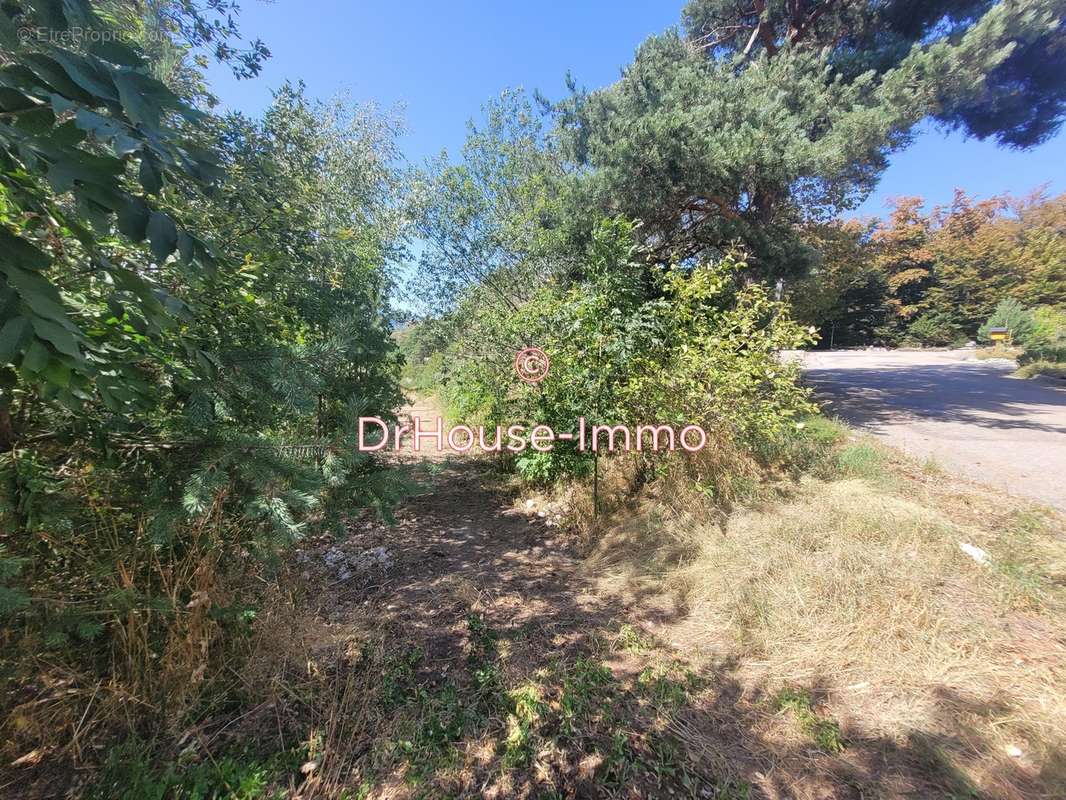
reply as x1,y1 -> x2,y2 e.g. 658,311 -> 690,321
293,398 -> 698,797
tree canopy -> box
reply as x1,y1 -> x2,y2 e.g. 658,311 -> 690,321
550,0 -> 1065,279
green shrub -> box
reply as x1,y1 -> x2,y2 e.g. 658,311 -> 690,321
1015,361 -> 1066,379
905,311 -> 963,346
978,299 -> 1035,345
1018,346 -> 1066,365
1028,306 -> 1066,350
440,219 -> 816,484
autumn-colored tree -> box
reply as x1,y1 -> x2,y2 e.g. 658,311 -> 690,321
926,191 -> 1016,330
790,219 -> 890,347
1009,192 -> 1066,308
800,190 -> 1066,345
871,197 -> 937,334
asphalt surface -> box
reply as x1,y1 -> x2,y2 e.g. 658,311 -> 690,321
793,349 -> 1066,514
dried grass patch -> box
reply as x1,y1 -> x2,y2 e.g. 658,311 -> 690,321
582,440 -> 1066,797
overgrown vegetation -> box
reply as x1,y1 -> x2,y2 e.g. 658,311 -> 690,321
4,0 -> 1066,796
1,0 -> 409,785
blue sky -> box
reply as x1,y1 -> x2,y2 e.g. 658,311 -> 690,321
206,0 -> 1066,219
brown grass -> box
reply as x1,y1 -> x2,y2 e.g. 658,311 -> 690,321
975,346 -> 1023,361
582,435 -> 1066,798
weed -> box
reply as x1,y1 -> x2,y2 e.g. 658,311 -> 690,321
466,612 -> 503,702
615,622 -> 652,652
558,657 -> 615,737
90,738 -> 302,800
599,729 -> 638,786
835,441 -> 885,481
637,664 -> 698,708
712,779 -> 753,799
380,647 -> 423,709
775,689 -> 846,753
501,683 -> 547,768
921,455 -> 942,475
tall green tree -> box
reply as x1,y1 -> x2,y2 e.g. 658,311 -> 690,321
553,0 -> 1066,280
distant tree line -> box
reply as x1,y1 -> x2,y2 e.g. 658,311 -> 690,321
788,190 -> 1066,347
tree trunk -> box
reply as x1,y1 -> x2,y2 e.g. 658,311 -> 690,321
0,404 -> 14,453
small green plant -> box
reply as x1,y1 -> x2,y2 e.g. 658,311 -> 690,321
380,647 -> 424,709
775,689 -> 846,753
559,657 -> 615,737
615,623 -> 652,653
599,729 -> 638,787
501,683 -> 548,768
91,739 -> 302,800
465,613 -> 503,701
636,664 -> 699,708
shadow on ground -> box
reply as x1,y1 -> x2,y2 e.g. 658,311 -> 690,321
804,362 -> 1066,435
286,455 -> 1065,799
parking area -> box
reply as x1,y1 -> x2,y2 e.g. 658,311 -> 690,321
793,349 -> 1066,513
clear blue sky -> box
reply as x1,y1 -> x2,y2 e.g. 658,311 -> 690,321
206,0 -> 1066,219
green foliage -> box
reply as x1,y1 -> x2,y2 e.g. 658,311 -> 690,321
550,1 -> 1065,279
0,6 -> 410,773
978,298 -> 1036,344
1018,347 -> 1066,366
90,738 -> 300,800
1029,305 -> 1066,350
905,311 -> 964,347
412,88 -> 566,314
799,191 -> 1066,346
775,688 -> 846,754
836,442 -> 887,481
431,217 -> 816,485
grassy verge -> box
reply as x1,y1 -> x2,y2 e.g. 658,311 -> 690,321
975,346 -> 1023,361
582,418 -> 1066,798
1013,361 -> 1066,380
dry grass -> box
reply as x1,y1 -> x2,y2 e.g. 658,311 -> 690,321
975,346 -> 1023,361
1014,361 -> 1066,380
583,433 -> 1066,798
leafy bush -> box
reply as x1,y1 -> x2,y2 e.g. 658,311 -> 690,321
978,299 -> 1036,345
1029,306 -> 1066,350
0,5 -> 410,774
437,219 -> 816,491
1018,346 -> 1066,366
1014,361 -> 1066,379
904,311 -> 964,347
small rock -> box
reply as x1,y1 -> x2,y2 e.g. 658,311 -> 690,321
1006,744 -> 1023,758
525,499 -> 535,509
959,542 -> 990,565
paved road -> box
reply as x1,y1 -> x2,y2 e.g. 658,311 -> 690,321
793,350 -> 1066,513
